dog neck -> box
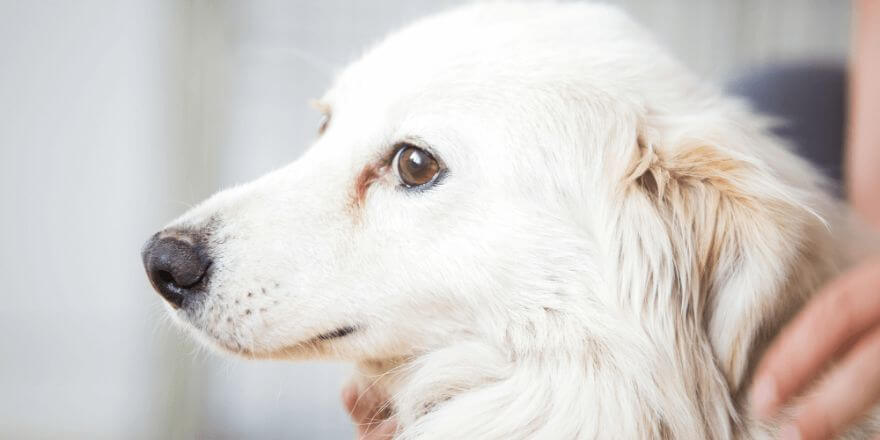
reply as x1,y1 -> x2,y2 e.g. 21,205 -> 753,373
354,302 -> 738,439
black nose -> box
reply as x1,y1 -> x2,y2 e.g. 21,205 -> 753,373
141,230 -> 212,308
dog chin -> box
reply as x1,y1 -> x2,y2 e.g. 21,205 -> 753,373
189,322 -> 360,360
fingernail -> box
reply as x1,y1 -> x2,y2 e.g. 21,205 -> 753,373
750,375 -> 778,417
779,424 -> 801,440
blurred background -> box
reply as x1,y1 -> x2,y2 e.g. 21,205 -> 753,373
0,1 -> 852,438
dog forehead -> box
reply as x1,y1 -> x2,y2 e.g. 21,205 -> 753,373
328,3 -> 646,111
312,2 -> 683,185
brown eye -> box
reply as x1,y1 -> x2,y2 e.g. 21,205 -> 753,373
395,144 -> 441,188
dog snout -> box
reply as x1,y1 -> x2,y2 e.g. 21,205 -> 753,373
141,229 -> 212,309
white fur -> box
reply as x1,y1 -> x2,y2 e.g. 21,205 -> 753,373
158,3 -> 876,438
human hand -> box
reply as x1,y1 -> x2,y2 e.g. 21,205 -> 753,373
750,258 -> 880,439
342,381 -> 398,440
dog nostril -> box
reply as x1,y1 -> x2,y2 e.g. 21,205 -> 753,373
156,269 -> 177,287
142,230 -> 212,309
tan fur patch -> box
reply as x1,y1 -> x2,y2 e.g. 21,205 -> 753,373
351,162 -> 389,211
630,137 -> 749,201
353,165 -> 380,208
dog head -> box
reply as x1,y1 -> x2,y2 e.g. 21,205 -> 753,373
142,3 -> 834,396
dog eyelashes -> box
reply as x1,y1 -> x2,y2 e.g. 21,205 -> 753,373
393,143 -> 444,189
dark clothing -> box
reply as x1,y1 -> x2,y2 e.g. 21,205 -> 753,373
727,62 -> 847,184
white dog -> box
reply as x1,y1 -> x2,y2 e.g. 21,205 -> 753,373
143,3 -> 874,439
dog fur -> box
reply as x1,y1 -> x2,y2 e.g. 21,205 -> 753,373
153,3 -> 876,438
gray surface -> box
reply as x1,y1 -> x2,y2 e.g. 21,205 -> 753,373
0,0 -> 851,438
729,63 -> 847,184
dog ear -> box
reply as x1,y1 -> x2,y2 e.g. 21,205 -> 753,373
614,120 -> 832,393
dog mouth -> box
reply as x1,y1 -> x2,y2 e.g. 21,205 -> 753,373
206,324 -> 359,358
313,325 -> 357,342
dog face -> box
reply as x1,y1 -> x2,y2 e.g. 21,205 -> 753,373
142,3 -> 829,397
143,4 -> 638,361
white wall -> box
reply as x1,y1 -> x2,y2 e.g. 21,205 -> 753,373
0,1 -> 851,438
0,1 -> 199,438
